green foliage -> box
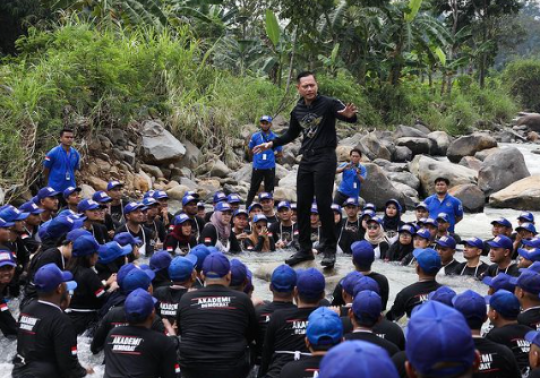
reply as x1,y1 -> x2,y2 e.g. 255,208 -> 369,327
501,59 -> 540,112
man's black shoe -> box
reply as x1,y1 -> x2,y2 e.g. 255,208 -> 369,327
285,252 -> 315,266
321,252 -> 336,268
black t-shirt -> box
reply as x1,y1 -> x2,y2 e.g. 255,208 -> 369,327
264,214 -> 279,226
0,296 -> 17,337
280,355 -> 323,378
110,199 -> 129,228
482,263 -> 520,278
454,261 -> 490,278
95,260 -> 124,282
176,285 -> 258,370
338,219 -> 364,254
260,306 -> 319,378
386,280 -> 442,321
23,247 -> 66,306
88,223 -> 111,245
14,300 -> 87,378
392,351 -> 408,378
153,285 -> 189,322
331,271 -> 390,311
340,314 -> 405,351
473,337 -> 521,378
518,307 -> 540,330
255,301 -> 297,360
269,222 -> 299,246
104,325 -> 179,378
344,331 -> 400,356
198,223 -> 242,253
145,219 -> 166,243
163,234 -> 197,256
386,242 -> 414,262
441,259 -> 461,276
272,94 -> 357,153
68,265 -> 106,311
115,224 -> 155,257
486,323 -> 533,373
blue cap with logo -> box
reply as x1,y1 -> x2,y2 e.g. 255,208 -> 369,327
519,212 -> 535,223
230,259 -> 248,286
415,201 -> 428,210
435,213 -> 449,223
184,190 -> 199,199
143,190 -> 156,199
173,213 -> 191,226
491,217 -> 512,228
352,290 -> 382,323
253,214 -> 268,224
296,268 -> 325,299
428,286 -> 457,307
319,340 -> 399,378
258,192 -> 273,201
517,222 -> 537,234
343,197 -> 359,207
37,187 -> 60,200
452,289 -> 487,323
399,224 -> 416,234
66,228 -> 92,242
99,241 -> 132,265
487,235 -> 513,250
277,201 -> 291,210
114,232 -> 142,247
352,241 -> 375,267
306,307 -> 343,346
463,237 -> 484,249
523,237 -> 540,248
72,235 -> 100,257
226,194 -> 242,204
511,271 -> 540,295
331,204 -> 342,213
260,115 -> 273,122
92,191 -> 112,204
182,195 -> 198,207
107,180 -> 123,191
248,203 -> 262,213
123,267 -> 155,293
413,248 -> 441,274
482,273 -> 516,293
525,330 -> 540,348
141,197 -> 158,208
0,205 -> 29,222
124,202 -> 145,214
150,251 -> 173,273
0,217 -> 14,228
341,272 -> 364,296
363,203 -> 376,211
352,275 -> 380,297
124,288 -> 158,322
406,301 -> 476,377
436,235 -> 456,249
189,245 -> 211,270
169,255 -> 197,282
0,250 -> 16,268
213,191 -> 227,204
518,248 -> 540,262
367,216 -> 383,225
233,209 -> 249,218
19,201 -> 44,215
521,262 -> 540,275
117,263 -> 137,290
203,253 -> 231,278
34,263 -> 77,292
44,215 -> 78,239
77,199 -> 101,213
310,205 -> 318,214
152,190 -> 169,200
360,209 -> 375,220
62,186 -> 81,199
422,218 -> 438,228
271,265 -> 297,292
215,202 -> 232,213
488,290 -> 521,319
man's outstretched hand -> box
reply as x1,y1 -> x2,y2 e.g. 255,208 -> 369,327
338,103 -> 358,118
252,142 -> 272,154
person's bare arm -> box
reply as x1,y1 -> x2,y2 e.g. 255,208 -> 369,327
43,167 -> 50,184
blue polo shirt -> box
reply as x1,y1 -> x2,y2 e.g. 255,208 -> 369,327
337,162 -> 367,198
43,145 -> 80,192
424,193 -> 464,233
248,130 -> 283,170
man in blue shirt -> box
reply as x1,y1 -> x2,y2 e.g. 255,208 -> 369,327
43,128 -> 81,192
334,148 -> 367,206
246,116 -> 283,207
424,177 -> 464,234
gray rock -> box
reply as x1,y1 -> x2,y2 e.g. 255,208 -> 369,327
394,125 -> 427,139
336,146 -> 353,162
279,167 -> 298,189
427,131 -> 451,156
140,120 -> 186,164
281,149 -> 299,165
448,184 -> 485,213
274,187 -> 297,202
459,156 -> 482,172
410,155 -> 478,197
360,163 -> 405,208
393,146 -> 412,162
166,185 -> 190,200
489,176 -> 540,210
180,177 -> 198,190
117,150 -> 136,167
516,113 -> 540,132
180,139 -> 202,169
108,128 -> 128,147
478,147 -> 530,195
386,172 -> 420,191
379,138 -> 396,157
392,182 -> 420,209
359,134 -> 392,161
396,137 -> 431,156
201,159 -> 231,178
140,164 -> 164,179
495,129 -> 526,143
275,164 -> 290,180
231,164 -> 252,183
446,133 -> 498,163
339,131 -> 368,147
474,147 -> 500,161
412,122 -> 432,134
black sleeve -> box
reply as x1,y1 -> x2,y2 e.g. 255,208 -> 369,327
386,291 -> 405,322
144,227 -> 155,256
259,313 -> 279,377
253,236 -> 266,252
332,281 -> 345,306
157,221 -> 167,242
269,223 -> 280,243
269,237 -> 276,252
332,97 -> 358,123
229,232 -> 242,253
272,113 -> 302,148
245,297 -> 259,344
91,311 -> 113,354
379,278 -> 390,312
163,234 -> 178,252
386,243 -> 398,261
53,316 -> 87,378
379,241 -> 389,260
242,238 -> 255,250
160,337 -> 180,378
0,308 -> 18,337
199,224 -> 217,246
152,314 -> 166,334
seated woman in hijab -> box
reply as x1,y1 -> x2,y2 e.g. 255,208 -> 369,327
242,215 -> 275,252
382,199 -> 404,245
164,214 -> 197,256
199,202 -> 241,253
386,224 -> 415,262
363,216 -> 390,260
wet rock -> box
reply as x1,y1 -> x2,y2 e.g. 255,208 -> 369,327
448,184 -> 485,213
478,147 -> 530,195
427,131 -> 451,156
140,120 -> 186,164
396,137 -> 431,156
360,163 -> 405,209
489,176 -> 540,210
459,156 -> 482,172
447,133 -> 498,163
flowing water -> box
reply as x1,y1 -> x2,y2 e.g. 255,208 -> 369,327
1,143 -> 540,377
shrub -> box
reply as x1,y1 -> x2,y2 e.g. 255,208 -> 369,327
502,59 -> 540,112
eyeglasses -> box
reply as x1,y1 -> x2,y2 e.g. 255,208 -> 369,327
222,212 -> 232,216
367,225 -> 379,230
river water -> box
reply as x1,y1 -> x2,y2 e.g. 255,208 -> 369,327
1,143 -> 539,377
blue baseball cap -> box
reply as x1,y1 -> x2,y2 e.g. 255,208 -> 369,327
143,190 -> 155,199
213,191 -> 227,203
37,187 -> 60,200
415,201 -> 428,210
352,290 -> 382,323
258,192 -> 273,201
523,237 -> 540,248
360,210 -> 375,220
352,240 -> 375,267
169,255 -> 197,282
184,190 -> 199,199
525,330 -> 540,347
428,286 -> 457,307
367,216 -> 383,225
66,228 -> 92,242
306,307 -> 343,345
233,209 -> 249,218
98,241 -> 132,265
230,258 -> 248,286
117,263 -> 137,290
363,203 -> 376,211
72,235 -> 100,257
463,237 -> 484,249
341,271 -> 364,296
487,235 -> 513,250
518,248 -> 540,262
182,195 -> 198,206
399,224 -> 416,234
226,194 -> 242,204
57,209 -> 76,217
77,199 -> 101,213
123,267 -> 155,293
343,197 -> 359,207
519,212 -> 535,223
0,205 -> 29,222
0,250 -> 17,268
422,218 -> 438,228
124,202 -> 145,214
189,244 -> 211,270
253,214 -> 268,224
452,289 -> 487,322
521,262 -> 540,274
141,197 -> 158,208
270,264 -> 297,292
93,190 -> 112,204
62,186 -> 81,199
319,340 -> 399,378
202,253 -> 231,278
34,263 -> 77,292
488,290 -> 521,319
152,190 -> 169,200
310,205 -> 318,214
43,215 -> 77,239
296,268 -> 325,299
277,201 -> 291,210
435,213 -> 450,223
517,222 -> 537,234
149,251 -> 173,272
215,202 -> 232,213
406,301 -> 476,377
173,213 -> 191,226
511,271 -> 540,295
491,217 -> 512,228
482,273 -> 516,293
19,201 -> 44,215
435,235 -> 456,249
331,204 -> 341,213
260,115 -> 273,122
0,216 -> 14,228
352,275 -> 380,297
124,288 -> 157,322
114,232 -> 142,247
248,203 -> 262,213
107,180 -> 123,191
413,248 -> 441,274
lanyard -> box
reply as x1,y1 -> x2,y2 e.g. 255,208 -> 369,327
460,263 -> 480,277
280,222 -> 295,241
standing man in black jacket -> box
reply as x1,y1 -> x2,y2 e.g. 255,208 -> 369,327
253,71 -> 358,268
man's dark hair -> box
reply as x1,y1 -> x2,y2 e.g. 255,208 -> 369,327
350,148 -> 362,157
298,292 -> 323,305
464,316 -> 485,331
354,261 -> 373,272
352,313 -> 378,328
60,128 -> 75,137
297,71 -> 316,83
434,177 -> 450,186
310,340 -> 339,352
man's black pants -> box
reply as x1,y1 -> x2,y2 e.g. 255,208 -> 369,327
297,152 -> 337,255
246,167 -> 275,207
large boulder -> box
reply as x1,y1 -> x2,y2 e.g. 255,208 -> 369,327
395,137 -> 431,156
359,163 -> 405,209
140,120 -> 186,164
427,131 -> 451,156
394,125 -> 427,139
231,164 -> 252,183
166,184 -> 191,200
446,134 -> 498,163
359,134 -> 392,161
478,147 -> 530,195
489,176 -> 540,210
198,159 -> 231,178
474,147 -> 500,161
336,145 -> 353,162
459,156 -> 482,172
278,168 -> 298,189
393,146 -> 412,162
274,187 -> 297,202
180,139 -> 202,169
516,113 -> 540,132
392,182 -> 420,209
448,184 -> 485,213
386,172 -> 420,191
410,155 -> 478,197
275,164 -> 290,180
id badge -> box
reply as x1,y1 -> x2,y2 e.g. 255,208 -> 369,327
262,154 -> 267,161
66,172 -> 71,180
353,182 -> 357,189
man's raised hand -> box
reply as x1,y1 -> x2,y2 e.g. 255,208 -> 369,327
338,103 -> 358,118
252,142 -> 271,154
